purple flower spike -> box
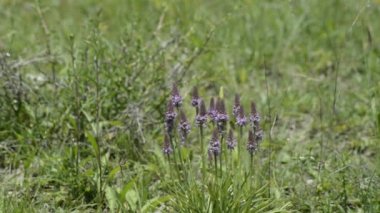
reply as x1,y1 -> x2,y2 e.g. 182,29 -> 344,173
236,105 -> 247,127
162,134 -> 173,155
247,130 -> 258,154
208,129 -> 220,156
196,100 -> 208,126
165,100 -> 176,121
216,98 -> 228,132
227,129 -> 237,150
233,94 -> 241,118
208,97 -> 217,122
215,98 -> 229,123
178,110 -> 191,143
191,86 -> 201,107
250,102 -> 260,127
171,83 -> 183,108
179,110 -> 191,134
165,100 -> 176,134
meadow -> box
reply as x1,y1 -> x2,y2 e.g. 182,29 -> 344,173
0,0 -> 380,212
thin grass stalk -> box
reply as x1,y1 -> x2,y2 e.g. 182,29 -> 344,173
343,171 -> 348,213
316,88 -> 325,202
169,134 -> 180,178
183,138 -> 192,182
36,0 -> 57,92
264,63 -> 272,198
174,136 -> 185,176
238,127 -> 243,170
69,36 -> 80,176
94,55 -> 103,207
223,133 -> 228,173
167,154 -> 173,180
214,154 -> 218,178
250,153 -> 253,174
173,109 -> 185,173
200,126 -> 206,180
219,134 -> 224,177
229,149 -> 234,177
250,153 -> 254,190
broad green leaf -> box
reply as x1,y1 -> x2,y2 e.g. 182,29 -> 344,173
86,131 -> 99,156
120,178 -> 137,202
141,195 -> 171,213
125,189 -> 138,211
105,186 -> 120,213
107,166 -> 121,181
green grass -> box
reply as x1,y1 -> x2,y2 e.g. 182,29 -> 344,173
1,0 -> 380,212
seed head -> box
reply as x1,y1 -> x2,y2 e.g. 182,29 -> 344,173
250,101 -> 260,127
236,105 -> 247,127
165,100 -> 176,133
208,97 -> 217,122
171,83 -> 183,108
247,130 -> 258,154
162,134 -> 173,155
195,100 -> 208,126
191,86 -> 201,107
233,94 -> 241,118
208,129 -> 220,156
178,110 -> 191,143
227,129 -> 237,150
216,98 -> 228,132
215,98 -> 228,122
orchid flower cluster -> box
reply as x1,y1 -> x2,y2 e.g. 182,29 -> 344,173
162,83 -> 263,166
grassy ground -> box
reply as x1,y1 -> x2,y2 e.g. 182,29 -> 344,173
1,0 -> 380,212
